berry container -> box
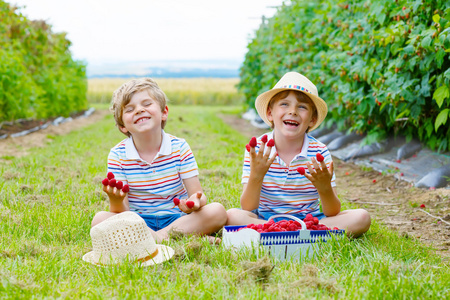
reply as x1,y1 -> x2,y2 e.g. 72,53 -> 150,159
223,215 -> 345,260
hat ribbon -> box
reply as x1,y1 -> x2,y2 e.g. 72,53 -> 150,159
136,248 -> 159,263
280,85 -> 310,93
95,248 -> 159,266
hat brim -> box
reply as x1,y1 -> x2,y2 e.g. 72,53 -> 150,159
255,88 -> 328,132
82,244 -> 174,267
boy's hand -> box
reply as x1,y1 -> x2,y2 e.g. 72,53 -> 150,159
101,173 -> 129,205
302,157 -> 334,191
179,191 -> 202,213
247,135 -> 277,181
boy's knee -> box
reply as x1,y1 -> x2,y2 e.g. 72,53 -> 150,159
226,208 -> 243,224
356,209 -> 371,232
91,211 -> 112,227
204,202 -> 227,223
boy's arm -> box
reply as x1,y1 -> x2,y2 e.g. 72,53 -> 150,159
241,138 -> 276,211
180,176 -> 207,213
305,159 -> 341,216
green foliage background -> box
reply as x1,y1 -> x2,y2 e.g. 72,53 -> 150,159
0,1 -> 87,122
238,0 -> 450,151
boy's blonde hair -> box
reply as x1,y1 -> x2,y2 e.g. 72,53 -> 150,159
111,78 -> 168,137
268,90 -> 318,132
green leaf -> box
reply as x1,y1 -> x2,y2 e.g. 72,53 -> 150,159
421,36 -> 432,48
444,69 -> 450,80
435,109 -> 449,132
426,121 -> 434,137
432,14 -> 440,24
433,85 -> 450,108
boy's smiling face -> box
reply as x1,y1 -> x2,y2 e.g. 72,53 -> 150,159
120,89 -> 168,137
267,91 -> 316,139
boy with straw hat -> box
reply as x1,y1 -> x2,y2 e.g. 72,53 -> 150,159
226,72 -> 371,237
92,78 -> 227,243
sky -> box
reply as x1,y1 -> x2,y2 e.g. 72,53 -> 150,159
10,0 -> 285,71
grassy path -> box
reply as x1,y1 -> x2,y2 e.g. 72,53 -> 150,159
1,106 -> 449,298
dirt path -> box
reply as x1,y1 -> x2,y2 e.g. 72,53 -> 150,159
220,114 -> 450,259
0,109 -> 109,161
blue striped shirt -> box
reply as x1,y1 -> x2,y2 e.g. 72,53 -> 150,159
107,130 -> 199,215
242,131 -> 336,215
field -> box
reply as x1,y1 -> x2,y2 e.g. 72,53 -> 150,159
87,77 -> 243,106
1,79 -> 449,298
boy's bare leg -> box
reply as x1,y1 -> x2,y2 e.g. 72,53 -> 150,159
226,208 -> 266,226
91,211 -> 118,227
157,202 -> 227,243
320,208 -> 371,238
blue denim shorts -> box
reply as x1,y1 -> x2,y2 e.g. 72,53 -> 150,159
139,212 -> 186,231
251,209 -> 325,222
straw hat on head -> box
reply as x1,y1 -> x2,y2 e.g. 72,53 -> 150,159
83,211 -> 174,266
255,72 -> 328,132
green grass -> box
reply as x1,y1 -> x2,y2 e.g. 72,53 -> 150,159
1,106 -> 449,299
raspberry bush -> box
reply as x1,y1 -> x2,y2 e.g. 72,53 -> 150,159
239,0 -> 450,151
0,1 -> 87,122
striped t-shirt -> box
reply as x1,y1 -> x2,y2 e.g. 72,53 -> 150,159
107,130 -> 199,215
242,131 -> 336,215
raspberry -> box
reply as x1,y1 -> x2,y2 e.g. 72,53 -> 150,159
122,184 -> 130,193
186,200 -> 195,209
297,167 -> 306,175
173,197 -> 180,206
316,153 -> 324,162
372,179 -> 377,183
304,214 -> 313,222
116,181 -> 123,190
249,137 -> 257,148
107,172 -> 115,180
261,135 -> 268,143
245,144 -> 251,152
101,178 -> 109,186
267,139 -> 275,147
109,179 -> 116,187
420,204 -> 425,208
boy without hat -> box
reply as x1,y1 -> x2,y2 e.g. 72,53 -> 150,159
227,72 -> 371,237
92,78 -> 227,243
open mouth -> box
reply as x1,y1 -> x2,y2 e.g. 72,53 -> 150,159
283,120 -> 299,127
134,117 -> 150,124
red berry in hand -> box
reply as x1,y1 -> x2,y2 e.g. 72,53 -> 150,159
316,153 -> 324,162
249,137 -> 257,148
122,184 -> 130,193
109,179 -> 116,187
102,178 -> 109,186
261,135 -> 268,143
297,167 -> 306,175
245,144 -> 251,152
186,200 -> 195,209
116,181 -> 123,190
173,197 -> 180,206
267,139 -> 275,147
107,172 -> 115,180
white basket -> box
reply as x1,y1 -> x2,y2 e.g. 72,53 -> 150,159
222,215 -> 344,260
